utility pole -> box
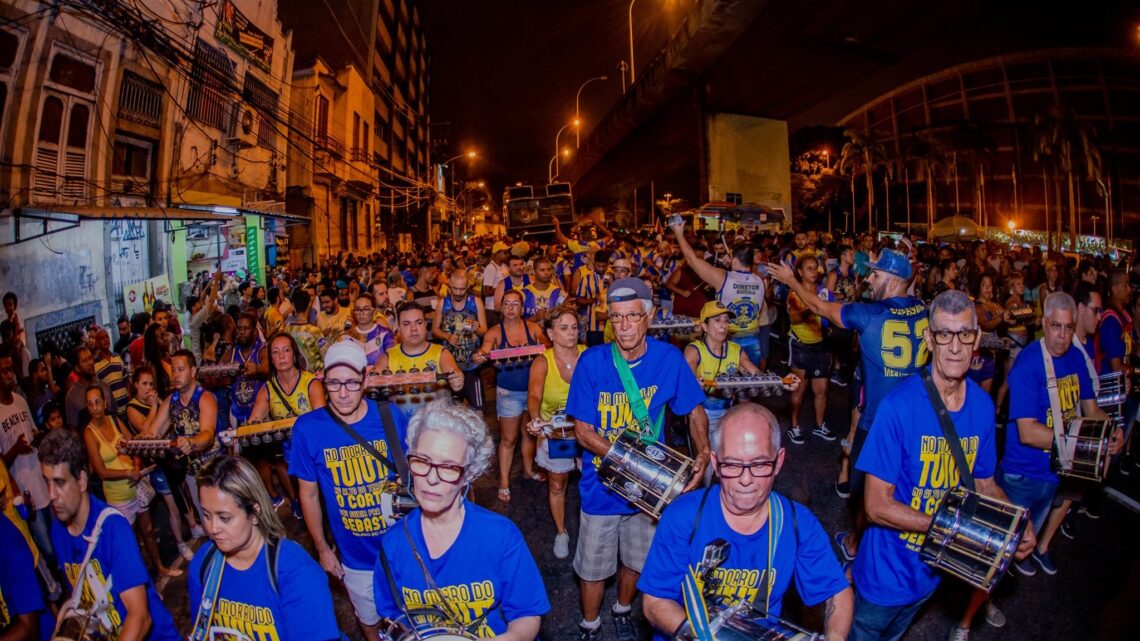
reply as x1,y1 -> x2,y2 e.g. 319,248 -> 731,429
618,60 -> 629,93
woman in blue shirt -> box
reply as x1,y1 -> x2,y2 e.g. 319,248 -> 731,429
373,399 -> 550,640
189,456 -> 341,641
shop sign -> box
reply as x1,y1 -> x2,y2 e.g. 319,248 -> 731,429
124,275 -> 172,316
215,0 -> 274,72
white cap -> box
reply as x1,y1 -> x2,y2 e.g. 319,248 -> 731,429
324,340 -> 367,373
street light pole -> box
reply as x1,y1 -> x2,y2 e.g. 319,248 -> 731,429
628,0 -> 637,86
575,75 -> 608,147
552,123 -> 574,181
442,151 -> 476,220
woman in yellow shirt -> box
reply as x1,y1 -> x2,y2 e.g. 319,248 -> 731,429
786,255 -> 837,445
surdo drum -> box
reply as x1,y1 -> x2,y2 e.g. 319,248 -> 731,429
1052,417 -> 1113,482
598,430 -> 693,519
919,486 -> 1027,592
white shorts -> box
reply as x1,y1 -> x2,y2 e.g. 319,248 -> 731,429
109,498 -> 139,525
342,564 -> 381,626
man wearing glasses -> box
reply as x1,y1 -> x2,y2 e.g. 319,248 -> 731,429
1001,292 -> 1119,578
566,278 -> 708,641
288,341 -> 410,641
851,291 -> 1034,641
639,403 -> 853,641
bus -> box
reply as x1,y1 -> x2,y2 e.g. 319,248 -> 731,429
503,183 -> 576,234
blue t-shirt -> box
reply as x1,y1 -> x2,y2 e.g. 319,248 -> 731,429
51,499 -> 180,641
372,501 -> 550,637
1003,340 -> 1094,483
1097,312 -> 1128,374
188,540 -> 341,641
1,514 -> 47,640
566,338 -> 706,515
288,401 -> 409,570
840,297 -> 929,430
638,488 -> 847,641
853,374 -> 997,606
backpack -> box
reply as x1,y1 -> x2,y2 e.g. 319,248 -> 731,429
198,540 -> 284,595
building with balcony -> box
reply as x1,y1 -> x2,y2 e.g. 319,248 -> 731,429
0,0 -> 295,355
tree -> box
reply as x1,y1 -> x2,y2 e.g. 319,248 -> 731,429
906,132 -> 949,240
838,128 -> 888,233
951,120 -> 996,226
1033,104 -> 1103,251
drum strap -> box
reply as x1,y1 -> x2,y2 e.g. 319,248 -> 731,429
1070,336 -> 1099,395
324,401 -> 410,487
1039,339 -> 1076,469
189,545 -> 227,641
54,507 -> 121,639
400,518 -> 501,635
610,343 -> 663,442
919,369 -> 976,492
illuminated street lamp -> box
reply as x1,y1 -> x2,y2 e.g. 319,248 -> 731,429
1007,219 -> 1017,231
441,150 -> 478,216
550,122 -> 577,182
628,0 -> 638,85
575,75 -> 608,147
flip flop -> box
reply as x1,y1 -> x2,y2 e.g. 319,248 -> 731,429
497,488 -> 511,502
526,471 -> 548,483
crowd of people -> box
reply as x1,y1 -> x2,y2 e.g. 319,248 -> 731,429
0,217 -> 1137,641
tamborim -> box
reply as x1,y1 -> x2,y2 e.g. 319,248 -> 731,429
919,486 -> 1027,592
598,430 -> 693,519
1052,417 -> 1113,482
677,601 -> 821,641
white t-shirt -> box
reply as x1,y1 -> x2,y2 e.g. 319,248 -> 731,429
483,262 -> 508,311
0,394 -> 49,509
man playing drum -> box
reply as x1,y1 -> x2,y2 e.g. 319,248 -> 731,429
639,402 -> 853,641
850,291 -> 1034,641
566,278 -> 709,641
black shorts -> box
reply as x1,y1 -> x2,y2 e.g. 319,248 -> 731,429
790,340 -> 830,379
848,427 -> 871,498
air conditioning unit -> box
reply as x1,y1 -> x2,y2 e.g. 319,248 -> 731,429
228,102 -> 259,147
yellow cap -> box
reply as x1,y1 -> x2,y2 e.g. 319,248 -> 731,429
492,241 -> 510,254
699,301 -> 736,324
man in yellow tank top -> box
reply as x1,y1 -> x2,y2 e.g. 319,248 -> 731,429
684,302 -> 762,456
375,303 -> 464,419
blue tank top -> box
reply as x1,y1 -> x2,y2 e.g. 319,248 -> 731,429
229,340 -> 264,423
495,322 -> 538,391
439,295 -> 482,370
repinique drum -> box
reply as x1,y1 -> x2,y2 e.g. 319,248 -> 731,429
1097,372 -> 1125,428
598,430 -> 693,519
676,601 -> 822,641
545,411 -> 578,459
1052,417 -> 1113,482
919,486 -> 1027,593
53,608 -> 113,641
378,615 -> 479,641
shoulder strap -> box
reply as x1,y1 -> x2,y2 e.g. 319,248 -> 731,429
1070,336 -> 1099,395
1040,339 -> 1075,469
609,342 -> 662,442
377,401 -> 410,486
189,543 -> 224,641
267,376 -> 298,417
918,368 -> 976,491
267,539 -> 282,595
687,483 -> 716,545
323,403 -> 408,486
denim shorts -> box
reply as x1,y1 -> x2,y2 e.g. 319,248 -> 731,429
997,469 -> 1058,534
496,387 -> 528,418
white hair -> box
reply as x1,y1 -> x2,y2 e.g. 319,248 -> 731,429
1044,291 -> 1076,319
405,398 -> 494,480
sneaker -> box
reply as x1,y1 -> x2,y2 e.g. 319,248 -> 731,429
612,610 -> 637,641
1060,518 -> 1076,540
984,603 -> 1006,628
576,624 -> 602,641
190,525 -> 205,539
787,426 -> 805,445
835,480 -> 851,499
813,423 -> 838,441
1121,463 -> 1132,477
830,373 -> 848,387
272,495 -> 285,510
834,531 -> 855,561
553,532 -> 571,559
1077,505 -> 1100,520
1013,558 -> 1037,577
947,626 -> 970,641
1031,549 -> 1057,575
178,542 -> 194,561
291,499 -> 303,520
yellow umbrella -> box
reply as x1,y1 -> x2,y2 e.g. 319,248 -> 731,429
931,215 -> 981,241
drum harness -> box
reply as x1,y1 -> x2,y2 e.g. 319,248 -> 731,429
1040,339 -> 1078,471
610,343 -> 664,444
189,541 -> 286,641
918,368 -> 977,495
54,507 -> 121,640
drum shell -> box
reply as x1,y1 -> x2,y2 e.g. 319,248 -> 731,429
919,486 -> 1027,593
598,431 -> 692,519
1051,418 -> 1112,482
679,602 -> 822,641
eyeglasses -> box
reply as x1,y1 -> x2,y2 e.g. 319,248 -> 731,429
353,306 -> 374,313
1046,321 -> 1076,333
609,311 -> 648,324
408,455 -> 466,484
717,459 -> 778,479
324,379 -> 364,392
928,328 -> 980,345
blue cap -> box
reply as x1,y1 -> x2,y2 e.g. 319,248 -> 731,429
867,249 -> 912,280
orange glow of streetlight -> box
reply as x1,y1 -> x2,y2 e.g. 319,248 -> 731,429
573,118 -> 581,127
466,150 -> 477,159
561,147 -> 571,157
1007,219 -> 1017,231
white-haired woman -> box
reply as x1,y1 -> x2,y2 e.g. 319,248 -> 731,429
189,456 -> 341,641
372,399 -> 550,641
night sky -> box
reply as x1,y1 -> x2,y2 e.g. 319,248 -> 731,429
424,0 -> 1140,198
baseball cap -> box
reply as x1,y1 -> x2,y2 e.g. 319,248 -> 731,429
324,340 -> 368,373
492,241 -> 510,254
510,241 -> 531,258
699,301 -> 736,324
606,277 -> 652,303
867,248 -> 912,280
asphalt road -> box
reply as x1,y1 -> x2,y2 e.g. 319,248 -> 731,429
153,357 -> 1140,641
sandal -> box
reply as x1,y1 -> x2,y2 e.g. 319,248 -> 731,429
525,471 -> 548,483
497,488 -> 511,502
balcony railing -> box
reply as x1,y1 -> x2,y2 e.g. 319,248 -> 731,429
118,73 -> 163,128
350,147 -> 370,163
314,132 -> 345,158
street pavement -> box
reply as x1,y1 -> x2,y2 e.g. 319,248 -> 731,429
153,355 -> 1140,641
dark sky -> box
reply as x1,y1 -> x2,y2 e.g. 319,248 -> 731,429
422,0 -> 685,190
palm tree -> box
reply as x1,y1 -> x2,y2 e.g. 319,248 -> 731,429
838,128 -> 888,233
906,132 -> 949,240
951,120 -> 996,225
1033,105 -> 1103,251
